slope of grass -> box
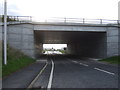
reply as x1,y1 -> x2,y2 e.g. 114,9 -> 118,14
100,56 -> 120,64
2,46 -> 36,77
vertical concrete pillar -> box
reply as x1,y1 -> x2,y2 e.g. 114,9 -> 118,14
21,24 -> 35,58
35,43 -> 43,58
67,43 -> 82,56
118,27 -> 120,55
0,25 -> 2,80
7,24 -> 35,58
107,27 -> 119,57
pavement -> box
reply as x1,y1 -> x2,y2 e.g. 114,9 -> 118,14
2,60 -> 47,88
2,55 -> 120,89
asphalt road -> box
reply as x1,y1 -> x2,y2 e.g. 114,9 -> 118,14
32,55 -> 119,89
3,55 -> 119,89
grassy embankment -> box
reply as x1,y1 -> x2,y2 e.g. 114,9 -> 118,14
100,56 -> 120,64
2,46 -> 36,77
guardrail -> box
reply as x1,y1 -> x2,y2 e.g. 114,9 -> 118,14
34,17 -> 120,25
0,15 -> 120,25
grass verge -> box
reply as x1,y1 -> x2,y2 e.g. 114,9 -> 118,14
99,56 -> 120,64
2,46 -> 35,77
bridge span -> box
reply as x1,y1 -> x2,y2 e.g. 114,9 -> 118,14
0,17 -> 120,59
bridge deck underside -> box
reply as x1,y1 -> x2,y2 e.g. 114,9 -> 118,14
34,31 -> 105,44
34,31 -> 106,58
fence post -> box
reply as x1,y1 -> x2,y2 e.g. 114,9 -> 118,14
64,17 -> 66,23
17,16 -> 18,22
117,20 -> 119,25
83,18 -> 85,24
100,19 -> 102,24
30,16 -> 32,22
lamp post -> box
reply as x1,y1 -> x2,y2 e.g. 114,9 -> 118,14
4,0 -> 7,65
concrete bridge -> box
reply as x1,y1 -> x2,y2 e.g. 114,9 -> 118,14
0,17 -> 120,59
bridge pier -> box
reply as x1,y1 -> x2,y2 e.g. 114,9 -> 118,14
34,43 -> 43,58
7,24 -> 35,58
106,27 -> 119,57
67,32 -> 107,58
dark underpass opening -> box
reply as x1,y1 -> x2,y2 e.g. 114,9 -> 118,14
34,30 -> 106,58
43,44 -> 67,54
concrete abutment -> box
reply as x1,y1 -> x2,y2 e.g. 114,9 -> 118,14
1,23 -> 119,59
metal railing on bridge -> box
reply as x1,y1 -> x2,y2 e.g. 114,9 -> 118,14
33,17 -> 120,25
0,15 -> 120,25
0,15 -> 32,25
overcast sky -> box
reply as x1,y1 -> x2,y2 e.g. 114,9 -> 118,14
0,0 -> 120,20
0,0 -> 119,49
43,44 -> 67,49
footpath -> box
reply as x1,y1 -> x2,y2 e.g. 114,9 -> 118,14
2,60 -> 46,88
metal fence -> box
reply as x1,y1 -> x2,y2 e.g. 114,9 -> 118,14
0,15 -> 32,25
34,17 -> 120,25
0,15 -> 120,25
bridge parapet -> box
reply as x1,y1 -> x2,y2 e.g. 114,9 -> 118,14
32,17 -> 120,25
0,15 -> 119,26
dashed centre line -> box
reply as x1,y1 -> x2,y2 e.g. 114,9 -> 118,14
94,67 -> 115,75
71,60 -> 115,76
71,60 -> 89,67
79,63 -> 89,67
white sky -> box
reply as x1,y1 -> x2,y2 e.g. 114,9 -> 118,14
43,44 -> 67,49
0,0 -> 120,20
0,0 -> 119,48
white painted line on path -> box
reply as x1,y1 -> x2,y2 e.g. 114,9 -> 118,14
47,59 -> 54,90
79,63 -> 89,67
94,67 -> 115,75
27,62 -> 48,89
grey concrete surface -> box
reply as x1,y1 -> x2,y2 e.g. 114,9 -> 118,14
0,25 -> 2,90
34,24 -> 107,32
118,27 -> 120,55
2,60 -> 46,88
7,24 -> 35,58
3,23 -> 119,58
107,27 -> 119,57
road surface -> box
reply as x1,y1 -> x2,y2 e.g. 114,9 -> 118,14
32,55 -> 119,89
3,55 -> 119,89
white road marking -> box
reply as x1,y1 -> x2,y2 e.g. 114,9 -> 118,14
27,62 -> 48,89
79,63 -> 89,67
94,67 -> 115,75
71,60 -> 89,67
47,59 -> 54,90
71,60 -> 78,63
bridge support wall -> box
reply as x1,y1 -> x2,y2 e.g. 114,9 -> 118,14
3,23 -> 119,59
107,27 -> 120,57
7,24 -> 35,58
67,33 -> 107,58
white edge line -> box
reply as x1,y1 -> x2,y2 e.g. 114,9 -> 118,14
27,62 -> 48,89
47,59 -> 54,90
94,67 -> 115,75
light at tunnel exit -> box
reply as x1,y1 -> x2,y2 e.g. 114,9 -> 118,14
43,44 -> 67,54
